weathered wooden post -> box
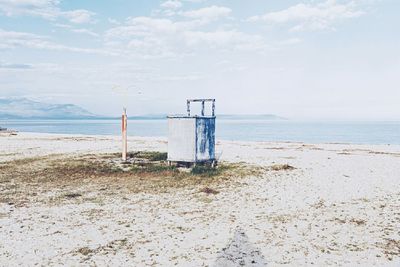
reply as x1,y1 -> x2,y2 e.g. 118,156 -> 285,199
122,108 -> 128,161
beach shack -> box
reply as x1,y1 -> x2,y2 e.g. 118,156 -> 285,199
167,99 -> 216,166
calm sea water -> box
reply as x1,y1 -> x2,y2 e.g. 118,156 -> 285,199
1,119 -> 399,145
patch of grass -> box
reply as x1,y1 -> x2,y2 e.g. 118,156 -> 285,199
381,238 -> 400,257
0,156 -> 46,171
130,164 -> 177,173
104,151 -> 168,162
0,153 -> 264,205
191,165 -> 223,177
270,164 -> 295,171
48,161 -> 122,181
77,247 -> 93,256
133,151 -> 168,161
111,166 -> 123,173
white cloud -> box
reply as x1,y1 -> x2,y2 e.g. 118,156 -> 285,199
182,0 -> 206,2
277,38 -> 302,45
108,18 -> 120,25
0,28 -> 110,54
161,0 -> 182,10
53,23 -> 72,29
249,0 -> 364,31
183,30 -> 266,51
0,61 -> 33,69
0,0 -> 95,24
158,74 -> 202,81
105,15 -> 267,58
53,23 -> 99,37
0,28 -> 42,49
0,0 -> 59,19
183,5 -> 231,21
71,28 -> 99,37
64,9 -> 95,24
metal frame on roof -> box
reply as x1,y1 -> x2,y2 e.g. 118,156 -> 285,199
186,99 -> 215,117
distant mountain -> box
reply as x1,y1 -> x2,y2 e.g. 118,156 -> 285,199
0,98 -> 286,120
0,98 -> 99,119
218,114 -> 286,120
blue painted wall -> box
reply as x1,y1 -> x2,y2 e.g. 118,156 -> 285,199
196,117 -> 215,161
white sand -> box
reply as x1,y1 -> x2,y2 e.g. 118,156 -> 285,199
1,132 -> 399,266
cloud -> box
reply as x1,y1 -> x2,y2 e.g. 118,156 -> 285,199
0,28 -> 42,49
108,18 -> 120,25
105,15 -> 267,58
0,28 -> 111,55
53,23 -> 72,29
0,0 -> 95,24
71,28 -> 99,37
161,0 -> 182,10
249,0 -> 364,31
277,38 -> 302,45
183,5 -> 231,21
183,30 -> 266,51
0,62 -> 33,69
53,23 -> 99,37
158,74 -> 202,81
64,9 -> 95,24
182,0 -> 206,2
0,0 -> 59,19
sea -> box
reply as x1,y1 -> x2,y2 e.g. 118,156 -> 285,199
1,119 -> 400,145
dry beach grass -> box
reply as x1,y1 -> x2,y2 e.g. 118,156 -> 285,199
0,152 -> 262,206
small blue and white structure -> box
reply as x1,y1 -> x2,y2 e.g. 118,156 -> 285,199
167,99 -> 216,165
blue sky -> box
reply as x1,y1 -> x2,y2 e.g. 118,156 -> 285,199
0,0 -> 399,119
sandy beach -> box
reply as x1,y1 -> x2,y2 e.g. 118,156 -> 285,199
0,132 -> 399,266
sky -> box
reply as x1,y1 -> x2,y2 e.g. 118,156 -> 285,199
0,0 -> 399,120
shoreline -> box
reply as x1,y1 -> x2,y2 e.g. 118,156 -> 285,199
2,131 -> 400,147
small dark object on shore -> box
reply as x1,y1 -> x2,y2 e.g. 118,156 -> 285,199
271,164 -> 295,171
64,193 -> 82,199
200,187 -> 220,195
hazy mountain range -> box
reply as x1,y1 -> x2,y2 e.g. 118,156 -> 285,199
0,98 -> 285,120
0,98 -> 97,119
